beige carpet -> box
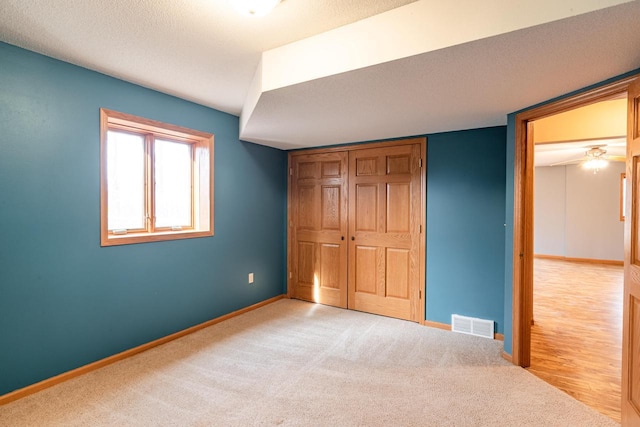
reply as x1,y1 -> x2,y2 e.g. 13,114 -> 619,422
0,299 -> 618,426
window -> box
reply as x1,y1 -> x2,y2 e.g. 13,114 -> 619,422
100,109 -> 213,246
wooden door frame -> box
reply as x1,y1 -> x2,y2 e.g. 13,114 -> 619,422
511,76 -> 637,367
287,137 -> 427,324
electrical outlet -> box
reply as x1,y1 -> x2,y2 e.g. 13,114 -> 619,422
248,273 -> 254,284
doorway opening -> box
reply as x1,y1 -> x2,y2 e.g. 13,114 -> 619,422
512,75 -> 638,423
527,97 -> 626,421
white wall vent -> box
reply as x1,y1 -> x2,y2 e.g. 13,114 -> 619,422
451,314 -> 494,339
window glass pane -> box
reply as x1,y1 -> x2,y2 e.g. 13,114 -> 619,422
155,139 -> 192,228
107,131 -> 146,231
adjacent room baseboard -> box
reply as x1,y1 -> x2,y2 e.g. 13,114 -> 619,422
0,294 -> 286,406
501,351 -> 513,363
534,254 -> 623,266
423,320 -> 504,341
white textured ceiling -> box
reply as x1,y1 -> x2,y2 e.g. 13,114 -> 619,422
2,0 -> 640,150
0,0 -> 417,115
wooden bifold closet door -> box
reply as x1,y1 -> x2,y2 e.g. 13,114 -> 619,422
288,139 -> 425,322
289,152 -> 348,308
348,144 -> 421,321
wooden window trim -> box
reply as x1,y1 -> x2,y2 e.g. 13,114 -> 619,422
621,172 -> 626,222
100,108 -> 214,246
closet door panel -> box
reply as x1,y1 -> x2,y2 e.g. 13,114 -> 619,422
348,144 -> 421,321
386,248 -> 410,299
290,152 -> 348,308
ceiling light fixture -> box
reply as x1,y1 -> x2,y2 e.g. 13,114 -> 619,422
583,158 -> 608,172
232,0 -> 281,17
582,147 -> 609,173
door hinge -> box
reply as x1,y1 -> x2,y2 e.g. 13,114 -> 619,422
419,225 -> 422,233
289,168 -> 293,176
419,290 -> 422,299
289,272 -> 293,279
419,159 -> 423,168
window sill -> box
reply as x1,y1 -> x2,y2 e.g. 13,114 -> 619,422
101,229 -> 213,247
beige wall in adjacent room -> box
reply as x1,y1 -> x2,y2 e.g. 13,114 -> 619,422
534,98 -> 626,144
534,162 -> 624,261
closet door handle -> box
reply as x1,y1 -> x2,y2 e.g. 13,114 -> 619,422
351,236 -> 355,241
341,236 -> 344,240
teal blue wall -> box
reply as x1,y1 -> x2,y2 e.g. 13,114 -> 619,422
426,127 -> 506,333
0,42 -> 287,395
502,68 -> 640,355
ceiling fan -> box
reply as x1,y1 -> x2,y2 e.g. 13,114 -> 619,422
549,144 -> 626,171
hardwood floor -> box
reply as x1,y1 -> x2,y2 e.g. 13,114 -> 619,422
527,258 -> 623,423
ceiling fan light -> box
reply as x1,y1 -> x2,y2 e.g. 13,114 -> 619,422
583,158 -> 608,170
231,0 -> 281,17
